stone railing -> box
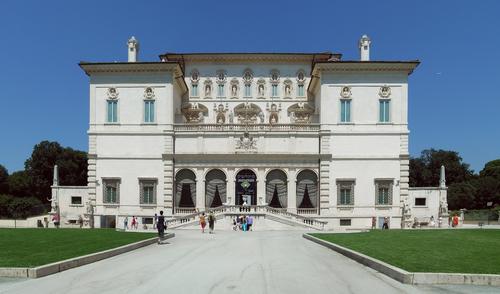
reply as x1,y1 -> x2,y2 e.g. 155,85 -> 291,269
174,123 -> 320,132
174,207 -> 197,215
296,208 -> 319,215
167,205 -> 326,230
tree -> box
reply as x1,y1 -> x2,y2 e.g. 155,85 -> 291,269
447,182 -> 477,210
480,159 -> 500,179
0,164 -> 8,194
409,149 -> 474,187
24,141 -> 87,204
7,171 -> 32,197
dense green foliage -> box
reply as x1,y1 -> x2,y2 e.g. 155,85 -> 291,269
0,195 -> 45,219
312,230 -> 500,274
0,229 -> 155,267
410,149 -> 499,210
0,141 -> 87,218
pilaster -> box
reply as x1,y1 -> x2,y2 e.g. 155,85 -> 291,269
196,168 -> 205,210
257,168 -> 265,205
287,168 -> 297,213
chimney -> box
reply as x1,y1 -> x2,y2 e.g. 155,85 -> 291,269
127,36 -> 139,62
359,34 -> 371,61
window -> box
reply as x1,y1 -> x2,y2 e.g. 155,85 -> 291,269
271,84 -> 278,97
144,100 -> 155,123
103,179 -> 120,204
142,217 -> 153,225
340,219 -> 352,226
297,84 -> 305,97
71,196 -> 82,205
337,180 -> 355,205
106,100 -> 118,123
379,100 -> 390,122
140,179 -> 157,205
191,84 -> 198,97
244,84 -> 251,97
340,99 -> 351,122
217,84 -> 225,97
375,180 -> 393,205
415,198 -> 427,206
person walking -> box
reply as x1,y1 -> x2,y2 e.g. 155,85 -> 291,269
242,215 -> 247,232
157,210 -> 166,244
200,212 -> 207,233
78,215 -> 83,228
208,211 -> 216,234
52,213 -> 60,229
131,216 -> 138,229
247,215 -> 253,231
124,216 -> 128,230
452,214 -> 459,227
153,213 -> 158,230
382,217 -> 389,229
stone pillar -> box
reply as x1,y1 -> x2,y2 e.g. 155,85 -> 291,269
196,168 -> 205,211
227,168 -> 235,205
287,168 -> 297,213
257,168 -> 266,206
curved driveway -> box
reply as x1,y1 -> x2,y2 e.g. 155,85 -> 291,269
0,230 -> 497,294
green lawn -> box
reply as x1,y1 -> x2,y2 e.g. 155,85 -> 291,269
311,229 -> 500,274
0,229 -> 155,267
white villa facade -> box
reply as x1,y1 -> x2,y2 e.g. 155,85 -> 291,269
50,36 -> 449,230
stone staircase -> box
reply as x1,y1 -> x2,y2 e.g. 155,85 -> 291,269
167,205 -> 327,231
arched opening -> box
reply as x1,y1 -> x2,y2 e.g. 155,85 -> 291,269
296,170 -> 318,210
235,169 -> 257,205
266,169 -> 287,208
175,169 -> 196,211
205,169 -> 227,208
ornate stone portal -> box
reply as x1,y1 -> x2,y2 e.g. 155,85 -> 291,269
214,103 -> 228,124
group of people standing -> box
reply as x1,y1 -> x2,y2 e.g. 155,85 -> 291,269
233,215 -> 253,231
199,212 -> 216,234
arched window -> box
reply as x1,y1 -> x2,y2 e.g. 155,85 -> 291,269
243,69 -> 253,97
205,169 -> 227,208
175,169 -> 196,208
270,70 -> 280,97
190,70 -> 200,97
296,70 -> 306,97
266,170 -> 287,208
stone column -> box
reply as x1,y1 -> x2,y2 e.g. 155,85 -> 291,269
287,168 -> 297,213
196,168 -> 205,211
227,168 -> 236,205
257,168 -> 266,206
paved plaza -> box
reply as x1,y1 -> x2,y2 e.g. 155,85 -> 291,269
0,230 -> 498,294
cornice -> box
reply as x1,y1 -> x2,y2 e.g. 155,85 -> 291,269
79,62 -> 181,76
160,53 -> 333,64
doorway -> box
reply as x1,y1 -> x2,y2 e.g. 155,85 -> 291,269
235,169 -> 257,205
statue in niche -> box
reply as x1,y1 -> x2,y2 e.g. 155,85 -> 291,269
205,84 -> 212,96
217,113 -> 225,124
258,84 -> 264,96
285,84 -> 291,96
228,111 -> 234,123
231,84 -> 238,97
198,112 -> 204,123
269,113 -> 278,124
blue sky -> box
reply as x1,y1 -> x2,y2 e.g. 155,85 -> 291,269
0,0 -> 498,174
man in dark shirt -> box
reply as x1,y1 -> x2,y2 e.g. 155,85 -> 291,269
157,210 -> 166,244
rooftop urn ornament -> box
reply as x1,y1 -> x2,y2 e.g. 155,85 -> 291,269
127,36 -> 139,62
359,34 -> 371,61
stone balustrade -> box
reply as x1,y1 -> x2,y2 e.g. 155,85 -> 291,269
174,123 -> 320,132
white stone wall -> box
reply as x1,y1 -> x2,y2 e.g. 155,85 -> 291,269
409,188 -> 445,221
